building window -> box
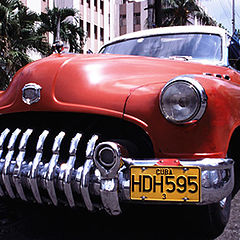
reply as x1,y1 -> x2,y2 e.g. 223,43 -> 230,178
100,28 -> 104,41
87,22 -> 91,38
120,26 -> 126,36
87,0 -> 90,8
80,19 -> 83,29
94,0 -> 97,11
134,2 -> 141,13
120,14 -> 126,27
94,25 -> 98,40
100,1 -> 104,14
134,12 -> 141,25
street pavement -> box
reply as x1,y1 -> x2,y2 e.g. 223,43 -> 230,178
216,190 -> 240,240
1,191 -> 240,240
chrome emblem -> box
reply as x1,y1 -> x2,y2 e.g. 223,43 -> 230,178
22,83 -> 42,105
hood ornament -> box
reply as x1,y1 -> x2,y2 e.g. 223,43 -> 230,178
22,83 -> 42,105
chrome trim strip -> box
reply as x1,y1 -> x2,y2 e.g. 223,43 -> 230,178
2,129 -> 21,198
60,133 -> 82,207
45,131 -> 65,206
13,129 -> 33,201
29,130 -> 49,203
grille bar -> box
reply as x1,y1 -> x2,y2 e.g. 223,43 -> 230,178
29,130 -> 49,204
13,129 -> 33,201
45,131 -> 65,206
2,128 -> 21,199
59,133 -> 82,207
81,135 -> 98,211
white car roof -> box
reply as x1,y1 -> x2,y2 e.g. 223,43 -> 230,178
103,26 -> 228,47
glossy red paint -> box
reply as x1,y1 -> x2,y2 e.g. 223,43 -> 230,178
1,53 -> 240,159
124,74 -> 240,159
155,159 -> 181,166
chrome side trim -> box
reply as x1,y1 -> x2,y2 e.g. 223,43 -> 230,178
45,131 -> 65,206
2,129 -> 21,198
29,130 -> 49,203
13,129 -> 33,201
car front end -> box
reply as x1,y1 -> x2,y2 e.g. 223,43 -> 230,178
0,25 -> 238,237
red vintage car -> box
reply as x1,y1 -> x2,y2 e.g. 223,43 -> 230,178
0,25 -> 239,237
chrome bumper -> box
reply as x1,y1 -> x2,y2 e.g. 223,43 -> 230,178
0,128 -> 234,215
121,158 -> 234,206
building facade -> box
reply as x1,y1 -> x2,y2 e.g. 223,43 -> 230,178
20,0 -> 149,53
117,0 -> 148,36
54,0 -> 115,53
55,0 -> 148,53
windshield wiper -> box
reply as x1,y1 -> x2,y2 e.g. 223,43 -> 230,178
169,56 -> 192,61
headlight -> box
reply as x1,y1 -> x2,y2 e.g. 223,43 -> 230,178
160,76 -> 207,124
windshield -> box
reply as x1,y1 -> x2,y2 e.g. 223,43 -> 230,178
100,33 -> 222,63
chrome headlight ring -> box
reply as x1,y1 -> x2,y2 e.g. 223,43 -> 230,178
160,76 -> 208,124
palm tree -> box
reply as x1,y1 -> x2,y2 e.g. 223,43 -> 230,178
155,0 -> 216,27
0,0 -> 50,89
39,7 -> 85,53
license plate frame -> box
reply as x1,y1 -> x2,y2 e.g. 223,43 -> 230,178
130,166 -> 201,202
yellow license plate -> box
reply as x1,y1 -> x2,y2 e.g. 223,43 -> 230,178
130,166 -> 201,202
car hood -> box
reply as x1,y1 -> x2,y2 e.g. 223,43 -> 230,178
0,53 -> 232,116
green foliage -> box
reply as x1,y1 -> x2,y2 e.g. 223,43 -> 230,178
0,1 -> 85,90
0,0 -> 50,89
39,7 -> 85,53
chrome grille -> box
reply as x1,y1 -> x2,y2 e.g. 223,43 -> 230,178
0,128 -> 100,209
